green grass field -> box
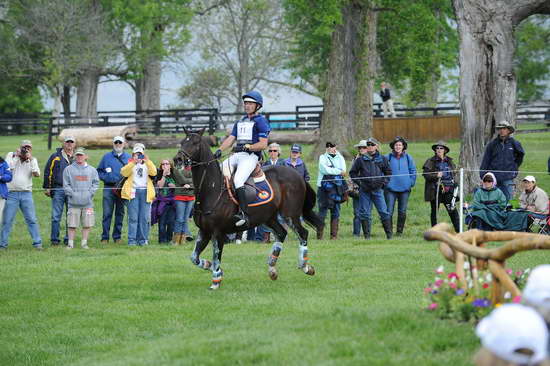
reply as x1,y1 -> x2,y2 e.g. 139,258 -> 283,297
1,132 -> 549,365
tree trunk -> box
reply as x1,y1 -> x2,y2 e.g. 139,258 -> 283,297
61,84 -> 71,118
453,0 -> 550,191
314,1 -> 375,158
76,70 -> 100,118
135,57 -> 161,114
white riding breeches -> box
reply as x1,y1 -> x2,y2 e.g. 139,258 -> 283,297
222,152 -> 259,188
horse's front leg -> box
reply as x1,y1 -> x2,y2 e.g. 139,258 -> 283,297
288,216 -> 315,276
266,216 -> 288,280
209,233 -> 226,290
190,230 -> 212,271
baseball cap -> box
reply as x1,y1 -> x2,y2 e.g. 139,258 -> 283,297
64,136 -> 76,143
476,304 -> 548,365
75,147 -> 86,155
354,140 -> 368,148
523,265 -> 550,311
20,140 -> 32,147
522,175 -> 536,183
365,137 -> 380,146
113,136 -> 125,143
495,120 -> 515,133
291,144 -> 302,153
133,143 -> 145,154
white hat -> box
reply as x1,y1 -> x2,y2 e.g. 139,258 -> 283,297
476,304 -> 548,365
524,265 -> 550,310
132,143 -> 145,153
522,175 -> 536,183
113,136 -> 125,143
64,136 -> 76,143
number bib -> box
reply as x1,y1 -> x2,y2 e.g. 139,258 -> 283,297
236,120 -> 254,144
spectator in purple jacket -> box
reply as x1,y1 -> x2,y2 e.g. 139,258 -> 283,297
284,144 -> 310,182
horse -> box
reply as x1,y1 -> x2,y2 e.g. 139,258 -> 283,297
175,128 -> 323,290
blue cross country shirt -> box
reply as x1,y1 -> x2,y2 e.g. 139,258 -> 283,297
231,114 -> 271,158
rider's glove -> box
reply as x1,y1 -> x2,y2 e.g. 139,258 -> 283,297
214,149 -> 222,159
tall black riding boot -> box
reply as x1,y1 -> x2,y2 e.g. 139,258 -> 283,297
234,187 -> 249,227
396,212 -> 407,236
361,220 -> 371,239
382,219 -> 393,239
449,209 -> 460,233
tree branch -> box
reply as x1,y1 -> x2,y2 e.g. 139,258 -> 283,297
254,77 -> 321,98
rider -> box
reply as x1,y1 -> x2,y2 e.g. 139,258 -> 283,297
214,91 -> 270,227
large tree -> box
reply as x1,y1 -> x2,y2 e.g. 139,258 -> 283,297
453,0 -> 550,190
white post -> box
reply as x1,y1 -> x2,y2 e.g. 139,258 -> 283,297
459,168 -> 464,233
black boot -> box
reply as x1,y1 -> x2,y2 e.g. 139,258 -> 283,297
361,220 -> 371,239
396,212 -> 407,236
382,219 -> 393,239
449,209 -> 460,233
234,187 -> 249,227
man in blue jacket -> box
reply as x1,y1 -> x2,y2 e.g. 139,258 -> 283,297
479,121 -> 525,201
96,136 -> 130,244
0,156 -> 13,229
43,135 -> 75,245
385,136 -> 416,236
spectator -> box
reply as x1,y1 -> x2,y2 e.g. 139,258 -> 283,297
350,152 -> 362,237
0,156 -> 13,230
465,172 -> 507,231
474,304 -> 549,366
152,159 -> 176,244
284,144 -> 310,182
63,148 -> 99,249
519,175 -> 549,216
480,120 -> 525,201
523,264 -> 550,354
97,136 -> 130,244
0,140 -> 42,250
349,138 -> 393,239
120,143 -> 157,246
422,141 -> 460,232
172,161 -> 195,244
317,141 -> 347,240
43,135 -> 75,246
379,82 -> 396,118
384,136 -> 416,236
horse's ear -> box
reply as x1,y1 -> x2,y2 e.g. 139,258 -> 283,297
198,127 -> 206,136
183,126 -> 189,135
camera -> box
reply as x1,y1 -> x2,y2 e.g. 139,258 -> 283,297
19,147 -> 29,160
137,153 -> 145,160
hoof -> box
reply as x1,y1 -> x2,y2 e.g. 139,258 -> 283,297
268,266 -> 278,280
209,282 -> 221,290
302,264 -> 315,276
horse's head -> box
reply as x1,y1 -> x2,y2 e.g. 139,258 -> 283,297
174,127 -> 207,168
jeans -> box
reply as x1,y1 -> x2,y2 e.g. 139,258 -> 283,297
50,188 -> 68,244
318,204 -> 340,221
158,204 -> 176,243
358,189 -> 390,221
496,179 -> 514,202
384,190 -> 410,217
0,191 -> 42,248
101,188 -> 126,241
174,200 -> 194,235
352,197 -> 361,236
127,189 -> 151,245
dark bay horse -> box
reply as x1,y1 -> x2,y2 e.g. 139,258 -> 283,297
175,128 -> 323,289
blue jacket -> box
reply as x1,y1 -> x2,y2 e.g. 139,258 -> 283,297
349,151 -> 392,191
480,136 -> 524,182
231,114 -> 271,159
283,157 -> 310,182
0,159 -> 13,199
385,152 -> 416,192
43,148 -> 73,189
262,158 -> 285,167
97,150 -> 131,186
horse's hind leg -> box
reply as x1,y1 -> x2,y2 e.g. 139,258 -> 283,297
190,230 -> 212,271
288,216 -> 315,276
209,234 -> 226,290
266,216 -> 288,281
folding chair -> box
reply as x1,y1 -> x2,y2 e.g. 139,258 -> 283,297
527,199 -> 550,235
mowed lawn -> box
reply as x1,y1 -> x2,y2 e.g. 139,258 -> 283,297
1,132 -> 549,366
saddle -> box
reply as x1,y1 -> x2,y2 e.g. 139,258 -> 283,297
222,163 -> 274,206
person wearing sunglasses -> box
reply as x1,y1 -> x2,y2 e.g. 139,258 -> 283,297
263,143 -> 285,167
43,135 -> 76,246
422,140 -> 460,232
120,143 -> 157,246
97,136 -> 131,244
349,138 -> 393,240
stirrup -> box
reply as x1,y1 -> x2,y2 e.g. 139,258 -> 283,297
234,212 -> 248,227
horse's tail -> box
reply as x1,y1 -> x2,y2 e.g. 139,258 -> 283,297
302,182 -> 324,231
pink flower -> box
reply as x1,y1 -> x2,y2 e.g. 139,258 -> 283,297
434,279 -> 444,287
428,303 -> 438,310
515,270 -> 523,277
482,283 -> 489,289
436,265 -> 444,274
448,272 -> 458,279
512,295 -> 522,303
506,268 -> 513,275
449,282 -> 457,289
424,287 -> 432,294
